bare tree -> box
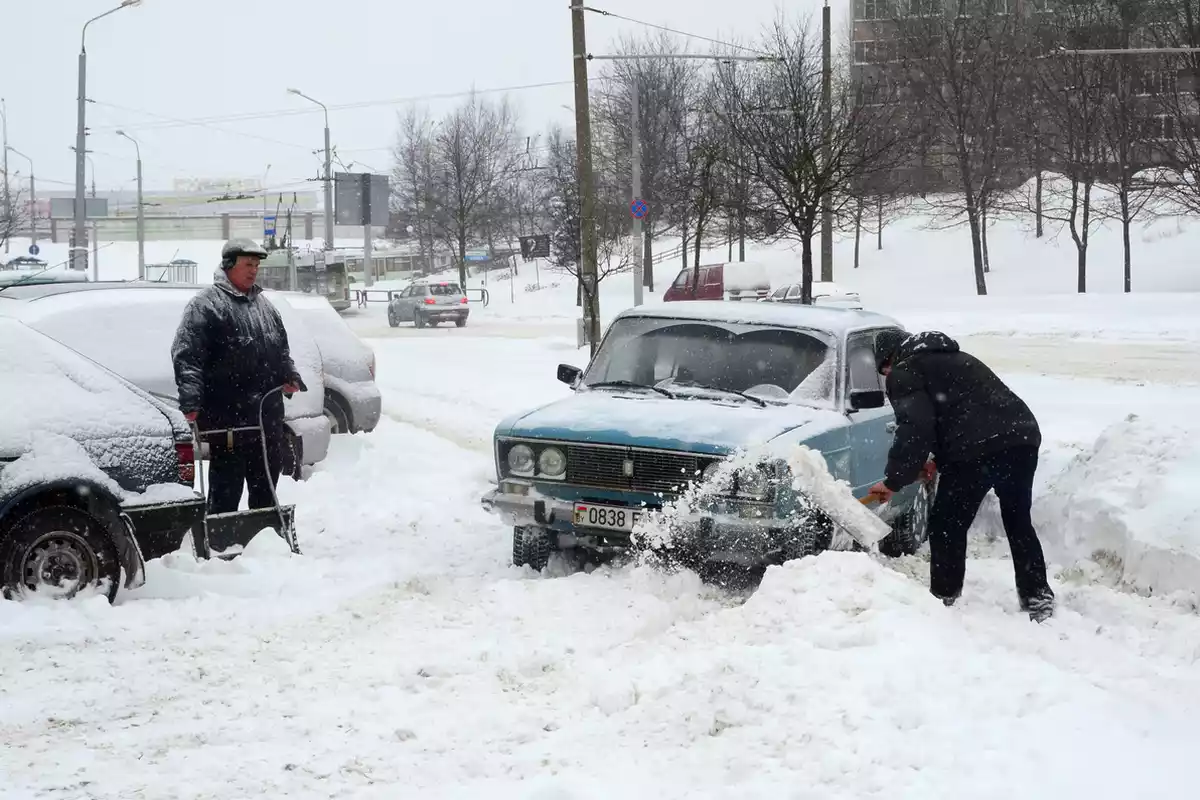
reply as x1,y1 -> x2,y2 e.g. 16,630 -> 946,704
1146,1 -> 1200,217
391,108 -> 442,274
894,0 -> 1029,295
593,33 -> 703,291
712,17 -> 906,304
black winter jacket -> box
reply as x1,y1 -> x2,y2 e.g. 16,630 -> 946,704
882,332 -> 1041,491
170,270 -> 305,430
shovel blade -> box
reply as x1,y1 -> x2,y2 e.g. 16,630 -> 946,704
204,505 -> 299,557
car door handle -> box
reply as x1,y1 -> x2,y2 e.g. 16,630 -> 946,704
885,422 -> 898,433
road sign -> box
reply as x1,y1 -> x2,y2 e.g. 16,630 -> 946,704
631,199 -> 648,219
464,253 -> 489,262
335,172 -> 390,227
264,215 -> 277,237
27,244 -> 39,257
519,234 -> 550,261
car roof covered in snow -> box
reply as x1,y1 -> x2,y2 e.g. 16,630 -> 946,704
0,280 -> 203,302
613,301 -> 903,336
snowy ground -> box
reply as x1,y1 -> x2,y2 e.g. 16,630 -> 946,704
4,215 -> 1200,797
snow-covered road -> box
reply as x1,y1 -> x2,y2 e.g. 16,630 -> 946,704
3,304 -> 1200,798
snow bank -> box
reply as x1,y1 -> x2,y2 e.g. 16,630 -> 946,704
1036,414 -> 1200,598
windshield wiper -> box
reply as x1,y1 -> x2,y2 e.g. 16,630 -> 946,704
587,380 -> 675,399
671,382 -> 768,407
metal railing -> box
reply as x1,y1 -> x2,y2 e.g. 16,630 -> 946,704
349,286 -> 489,308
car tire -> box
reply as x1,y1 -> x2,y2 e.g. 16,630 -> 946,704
414,313 -> 426,329
455,318 -> 467,328
878,477 -> 935,558
0,505 -> 121,603
387,313 -> 398,328
781,512 -> 835,563
512,525 -> 551,571
324,393 -> 352,435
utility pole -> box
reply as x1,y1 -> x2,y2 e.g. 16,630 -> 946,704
571,0 -> 601,355
287,88 -> 334,252
117,130 -> 144,280
1,98 -> 9,255
75,1 -> 143,273
631,84 -> 644,307
820,0 -> 834,283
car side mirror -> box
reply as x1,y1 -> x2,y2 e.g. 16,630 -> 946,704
557,363 -> 583,387
849,389 -> 885,411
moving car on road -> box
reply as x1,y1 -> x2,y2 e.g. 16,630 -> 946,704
388,279 -> 470,328
481,302 -> 933,573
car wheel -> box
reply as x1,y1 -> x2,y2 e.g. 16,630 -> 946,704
781,511 -> 834,563
512,525 -> 551,571
878,477 -> 935,558
0,505 -> 121,603
324,393 -> 352,435
387,312 -> 398,328
455,317 -> 467,328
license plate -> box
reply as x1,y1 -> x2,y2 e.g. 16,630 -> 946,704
573,503 -> 642,533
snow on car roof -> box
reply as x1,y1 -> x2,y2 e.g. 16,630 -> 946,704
0,280 -> 203,301
614,301 -> 903,335
0,317 -> 173,457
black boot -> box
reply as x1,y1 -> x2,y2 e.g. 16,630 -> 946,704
1021,591 -> 1055,623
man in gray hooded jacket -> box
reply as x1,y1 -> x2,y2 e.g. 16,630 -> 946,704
171,239 -> 306,513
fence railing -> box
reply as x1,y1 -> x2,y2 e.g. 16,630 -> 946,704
350,287 -> 490,308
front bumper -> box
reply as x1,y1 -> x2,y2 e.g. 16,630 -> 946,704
480,487 -> 785,565
286,413 -> 332,465
348,386 -> 382,433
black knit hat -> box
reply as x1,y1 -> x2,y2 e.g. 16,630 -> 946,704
874,329 -> 909,373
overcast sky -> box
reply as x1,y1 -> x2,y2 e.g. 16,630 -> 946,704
3,0 -> 836,194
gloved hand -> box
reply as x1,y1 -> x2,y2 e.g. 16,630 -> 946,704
921,459 -> 937,483
867,482 -> 894,504
184,411 -> 198,422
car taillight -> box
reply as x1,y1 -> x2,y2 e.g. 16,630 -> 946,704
460,296 -> 468,304
423,297 -> 436,305
176,442 -> 196,484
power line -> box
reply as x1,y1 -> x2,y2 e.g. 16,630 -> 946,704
581,5 -> 766,56
89,101 -> 314,150
89,79 -> 590,134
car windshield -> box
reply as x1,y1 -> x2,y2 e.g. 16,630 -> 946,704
427,283 -> 461,296
583,316 -> 838,407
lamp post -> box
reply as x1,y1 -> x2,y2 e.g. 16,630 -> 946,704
1,97 -> 9,254
116,130 -> 145,280
287,88 -> 333,252
5,146 -> 34,248
74,0 -> 143,273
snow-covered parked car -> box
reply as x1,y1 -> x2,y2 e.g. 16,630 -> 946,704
480,301 -> 934,572
0,281 -> 331,478
0,317 -> 206,602
269,291 -> 381,434
761,280 -> 863,309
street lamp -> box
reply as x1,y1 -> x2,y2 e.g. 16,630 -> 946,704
5,146 -> 35,248
116,130 -> 145,280
74,0 -> 143,273
1,97 -> 9,254
287,87 -> 333,253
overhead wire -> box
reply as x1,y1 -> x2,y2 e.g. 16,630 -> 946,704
580,5 -> 767,56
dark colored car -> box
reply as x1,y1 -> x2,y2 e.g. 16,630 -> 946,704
0,317 -> 206,603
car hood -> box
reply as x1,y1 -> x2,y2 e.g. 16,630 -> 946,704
498,390 -> 845,456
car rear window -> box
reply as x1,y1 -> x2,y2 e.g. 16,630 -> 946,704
428,283 -> 462,296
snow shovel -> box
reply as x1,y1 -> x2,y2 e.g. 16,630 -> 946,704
858,494 -> 907,526
190,386 -> 301,560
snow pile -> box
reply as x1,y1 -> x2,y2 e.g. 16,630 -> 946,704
0,431 -> 123,499
1036,413 -> 1200,598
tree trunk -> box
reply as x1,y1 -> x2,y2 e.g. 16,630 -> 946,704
457,230 -> 468,289
964,192 -> 988,296
681,216 -> 690,278
1035,171 -> 1044,238
877,195 -> 883,251
644,232 -> 654,293
1120,187 -> 1132,294
800,235 -> 815,305
738,198 -> 746,261
853,196 -> 864,269
981,201 -> 991,274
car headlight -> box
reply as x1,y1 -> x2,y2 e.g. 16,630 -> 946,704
736,465 -> 772,501
507,444 -> 535,477
537,446 -> 566,478
701,461 -> 733,494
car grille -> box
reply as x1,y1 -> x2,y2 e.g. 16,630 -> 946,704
565,444 -> 713,496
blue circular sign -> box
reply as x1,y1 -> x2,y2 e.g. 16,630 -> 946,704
631,199 -> 648,219
28,243 -> 40,256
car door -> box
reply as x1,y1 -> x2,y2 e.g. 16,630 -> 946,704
844,329 -> 897,497
396,286 -> 416,320
784,284 -> 803,304
701,266 -> 724,300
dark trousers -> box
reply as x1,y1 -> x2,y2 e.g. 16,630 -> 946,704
928,445 -> 1054,604
206,427 -> 284,514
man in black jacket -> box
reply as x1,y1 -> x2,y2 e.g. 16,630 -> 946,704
171,239 -> 306,514
867,330 -> 1055,622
